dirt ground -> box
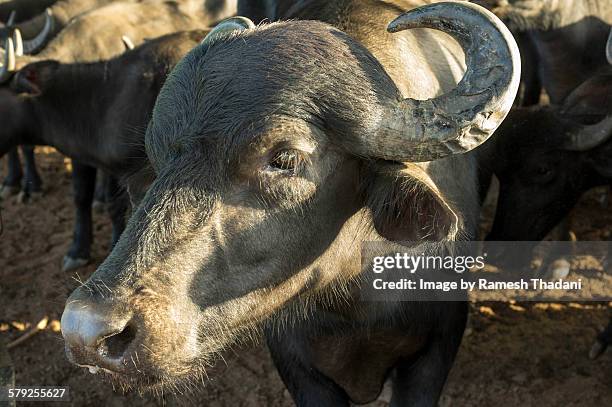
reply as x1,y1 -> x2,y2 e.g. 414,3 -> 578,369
1,148 -> 611,407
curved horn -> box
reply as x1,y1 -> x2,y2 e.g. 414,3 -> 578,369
201,16 -> 255,46
22,8 -> 53,54
12,28 -> 23,56
370,1 -> 520,162
121,35 -> 135,50
563,116 -> 612,151
6,10 -> 16,27
0,35 -> 16,83
606,29 -> 612,66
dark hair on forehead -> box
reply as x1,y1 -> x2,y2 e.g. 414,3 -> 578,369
147,20 -> 400,164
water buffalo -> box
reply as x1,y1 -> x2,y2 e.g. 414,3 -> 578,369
482,70 -> 612,242
0,29 -> 209,270
61,1 -> 520,404
0,1 -> 142,200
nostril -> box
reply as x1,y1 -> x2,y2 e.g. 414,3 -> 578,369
100,324 -> 136,359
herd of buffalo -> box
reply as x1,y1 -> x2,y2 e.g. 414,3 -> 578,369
0,0 -> 611,405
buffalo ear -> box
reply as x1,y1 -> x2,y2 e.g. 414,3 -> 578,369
11,60 -> 60,95
365,163 -> 460,243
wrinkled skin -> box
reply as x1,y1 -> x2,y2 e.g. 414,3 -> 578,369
61,0 -> 520,404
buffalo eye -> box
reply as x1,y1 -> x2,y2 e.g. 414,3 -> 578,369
267,150 -> 302,174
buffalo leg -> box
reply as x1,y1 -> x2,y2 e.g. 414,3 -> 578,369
267,333 -> 350,407
1,148 -> 23,198
20,145 -> 43,199
93,170 -> 110,213
63,161 -> 96,272
390,303 -> 467,407
106,176 -> 128,247
590,316 -> 612,359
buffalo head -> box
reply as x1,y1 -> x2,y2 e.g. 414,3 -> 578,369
486,71 -> 612,241
61,3 -> 519,391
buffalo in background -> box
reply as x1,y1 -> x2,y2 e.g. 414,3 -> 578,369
0,0 -> 237,270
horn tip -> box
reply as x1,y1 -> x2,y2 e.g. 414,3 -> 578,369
386,11 -> 419,33
223,16 -> 256,30
201,16 -> 256,46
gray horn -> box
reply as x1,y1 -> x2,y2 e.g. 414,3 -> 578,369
22,8 -> 53,54
0,13 -> 21,57
0,34 -> 16,83
563,116 -> 612,151
201,16 -> 255,46
6,10 -> 16,27
121,35 -> 135,50
371,1 -> 520,162
13,28 -> 23,56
